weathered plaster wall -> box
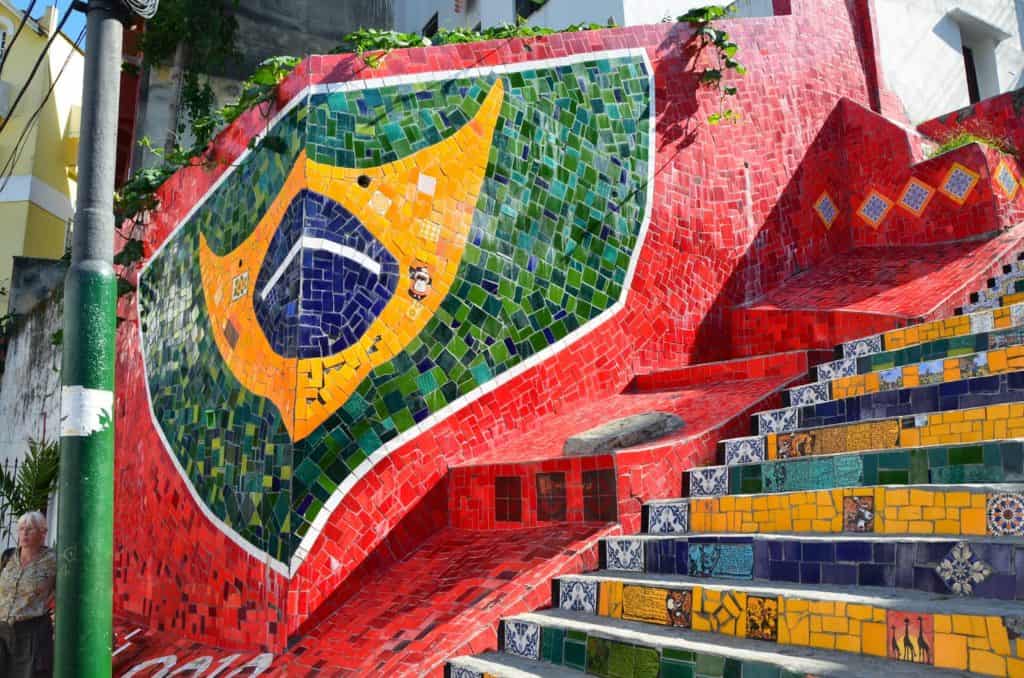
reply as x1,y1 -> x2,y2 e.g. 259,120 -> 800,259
0,288 -> 62,467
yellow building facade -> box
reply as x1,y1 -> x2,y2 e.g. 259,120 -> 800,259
0,2 -> 82,307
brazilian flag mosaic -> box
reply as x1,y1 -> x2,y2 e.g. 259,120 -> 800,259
139,53 -> 652,564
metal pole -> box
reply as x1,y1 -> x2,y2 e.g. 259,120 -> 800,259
56,2 -> 123,676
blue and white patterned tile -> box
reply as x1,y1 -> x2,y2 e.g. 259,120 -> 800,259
559,577 -> 598,613
1013,303 -> 1024,328
816,357 -> 857,381
941,164 -> 979,202
606,538 -> 645,571
503,619 -> 541,660
789,381 -> 830,406
842,334 -> 883,359
757,407 -> 798,435
935,541 -> 992,596
970,309 -> 996,335
689,466 -> 728,497
647,502 -> 689,534
724,436 -> 765,465
450,666 -> 484,678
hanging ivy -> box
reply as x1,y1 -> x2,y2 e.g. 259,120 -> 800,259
678,5 -> 746,125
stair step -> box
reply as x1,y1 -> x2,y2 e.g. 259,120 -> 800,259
689,440 -> 1024,498
506,609 -> 979,676
756,369 -> 1024,436
593,533 -> 1024,600
834,301 -> 1024,364
797,334 -> 1024,406
449,652 -> 583,677
719,401 -> 1024,467
960,265 -> 1024,314
550,572 -> 1024,674
643,483 -> 1024,538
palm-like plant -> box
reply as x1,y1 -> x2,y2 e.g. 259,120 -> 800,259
0,438 -> 60,531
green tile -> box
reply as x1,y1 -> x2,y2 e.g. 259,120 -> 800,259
565,638 -> 587,670
877,469 -> 909,485
661,659 -> 696,678
723,658 -> 743,678
587,636 -> 612,676
949,445 -> 984,465
663,648 -> 696,662
542,626 -> 564,664
696,653 -> 725,677
634,646 -> 660,678
909,449 -> 929,483
741,662 -> 781,678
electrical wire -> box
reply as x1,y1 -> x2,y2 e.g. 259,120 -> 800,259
0,0 -> 39,80
0,5 -> 73,140
0,26 -> 86,191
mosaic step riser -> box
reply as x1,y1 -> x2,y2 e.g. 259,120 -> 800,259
643,485 -> 1024,538
797,329 -> 1024,406
690,441 -> 1024,499
816,320 -> 1024,385
757,370 -> 1024,436
959,261 -> 1024,315
834,302 -> 1024,365
548,577 -> 1024,676
721,401 -> 1024,467
497,619 -> 811,678
593,535 -> 1024,601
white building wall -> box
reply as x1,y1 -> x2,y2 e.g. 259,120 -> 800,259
875,0 -> 1024,123
393,0 -> 775,34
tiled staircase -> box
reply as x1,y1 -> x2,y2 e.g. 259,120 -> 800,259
448,266 -> 1024,676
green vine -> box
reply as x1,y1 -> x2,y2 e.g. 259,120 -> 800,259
113,56 -> 301,303
678,5 -> 746,125
333,17 -> 611,68
926,129 -> 1019,159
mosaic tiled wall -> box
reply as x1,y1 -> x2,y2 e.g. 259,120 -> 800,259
138,53 -> 652,565
549,577 -> 1024,674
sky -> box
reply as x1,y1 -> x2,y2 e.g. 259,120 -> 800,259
10,0 -> 88,48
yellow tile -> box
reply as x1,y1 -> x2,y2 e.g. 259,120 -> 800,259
848,604 -> 872,620
989,616 -> 1011,656
898,506 -> 922,520
1008,657 -> 1024,678
862,622 -> 887,657
787,614 -> 810,645
954,615 -> 976,635
909,520 -> 934,534
970,650 -> 1007,677
989,351 -> 1008,372
810,616 -> 822,633
900,428 -> 920,447
812,519 -> 833,532
887,489 -> 909,505
835,634 -> 861,654
934,615 -> 952,633
822,616 -> 848,633
787,599 -> 809,613
973,617 -> 990,637
809,632 -> 835,650
963,508 -> 988,535
883,519 -> 908,533
936,519 -> 961,533
810,600 -> 835,616
924,507 -> 947,520
934,633 -> 968,670
969,636 -> 992,650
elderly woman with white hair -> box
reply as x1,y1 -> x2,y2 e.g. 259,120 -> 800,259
0,511 -> 56,677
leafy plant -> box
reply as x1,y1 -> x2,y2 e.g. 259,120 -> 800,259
0,439 -> 60,531
332,18 -> 610,68
678,5 -> 746,125
927,130 -> 1018,159
113,56 -> 301,306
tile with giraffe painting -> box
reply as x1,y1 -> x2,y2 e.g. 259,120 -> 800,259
886,610 -> 933,666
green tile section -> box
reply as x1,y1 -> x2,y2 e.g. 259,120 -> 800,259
724,441 -> 1024,495
140,55 -> 652,561
532,621 -> 793,677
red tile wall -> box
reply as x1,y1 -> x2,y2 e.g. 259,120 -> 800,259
114,0 -> 1024,655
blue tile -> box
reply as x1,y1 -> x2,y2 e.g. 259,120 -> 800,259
754,542 -> 770,579
835,541 -> 871,562
769,561 -> 800,582
913,566 -> 943,593
857,563 -> 892,587
802,542 -> 835,562
939,380 -> 968,397
800,562 -> 821,584
820,563 -> 857,585
873,542 -> 895,563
